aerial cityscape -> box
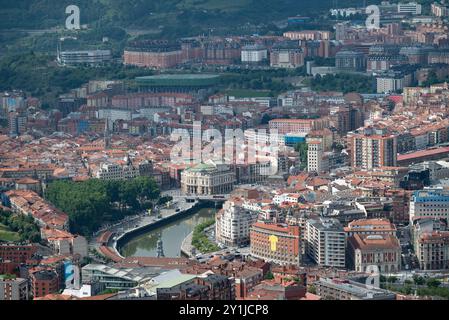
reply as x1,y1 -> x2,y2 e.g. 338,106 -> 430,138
2,0 -> 449,305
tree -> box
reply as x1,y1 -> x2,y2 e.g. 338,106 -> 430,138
295,141 -> 308,170
265,271 -> 274,280
44,177 -> 160,236
308,285 -> 317,294
413,275 -> 425,286
261,113 -> 272,125
426,278 -> 441,288
387,276 -> 398,283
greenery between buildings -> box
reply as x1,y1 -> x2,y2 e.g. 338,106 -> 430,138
380,275 -> 449,299
44,177 -> 160,236
191,219 -> 220,254
307,73 -> 376,94
0,211 -> 41,243
295,141 -> 308,171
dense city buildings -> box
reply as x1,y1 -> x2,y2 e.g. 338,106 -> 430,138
5,0 -> 449,304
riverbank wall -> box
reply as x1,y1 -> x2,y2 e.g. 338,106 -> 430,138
115,200 -> 221,256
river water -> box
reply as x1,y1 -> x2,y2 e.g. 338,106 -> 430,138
119,207 -> 217,258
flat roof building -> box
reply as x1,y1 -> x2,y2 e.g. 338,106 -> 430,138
316,277 -> 396,300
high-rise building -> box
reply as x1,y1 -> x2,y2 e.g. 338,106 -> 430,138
349,128 -> 397,170
335,23 -> 348,41
307,140 -> 328,173
7,111 -> 27,137
216,200 -> 259,247
305,218 -> 346,268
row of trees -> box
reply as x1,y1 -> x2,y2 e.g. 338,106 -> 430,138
191,219 -> 220,254
0,209 -> 41,243
44,177 -> 160,236
381,275 -> 449,298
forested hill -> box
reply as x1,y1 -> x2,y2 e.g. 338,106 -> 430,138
0,0 -> 377,31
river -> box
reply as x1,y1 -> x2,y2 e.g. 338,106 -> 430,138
119,207 -> 217,258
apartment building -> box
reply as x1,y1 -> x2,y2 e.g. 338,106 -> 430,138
30,269 -> 59,299
0,276 -> 29,300
215,200 -> 259,247
305,218 -> 346,268
95,159 -> 153,181
250,222 -> 301,266
415,231 -> 449,270
350,128 -> 397,170
335,50 -> 366,72
412,217 -> 449,270
269,118 -> 329,135
241,45 -> 267,63
270,46 -> 304,69
344,219 -> 397,237
307,140 -> 328,173
283,30 -> 330,41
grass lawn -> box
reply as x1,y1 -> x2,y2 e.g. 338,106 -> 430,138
0,223 -> 20,242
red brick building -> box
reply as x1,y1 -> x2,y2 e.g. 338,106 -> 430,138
0,243 -> 38,263
30,269 -> 59,299
124,49 -> 184,69
250,222 -> 301,266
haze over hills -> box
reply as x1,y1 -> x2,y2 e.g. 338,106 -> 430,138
0,0 -> 376,31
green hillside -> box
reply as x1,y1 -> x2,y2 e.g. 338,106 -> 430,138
0,0 -> 376,31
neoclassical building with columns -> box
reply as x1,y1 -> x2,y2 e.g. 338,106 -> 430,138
181,161 -> 236,195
